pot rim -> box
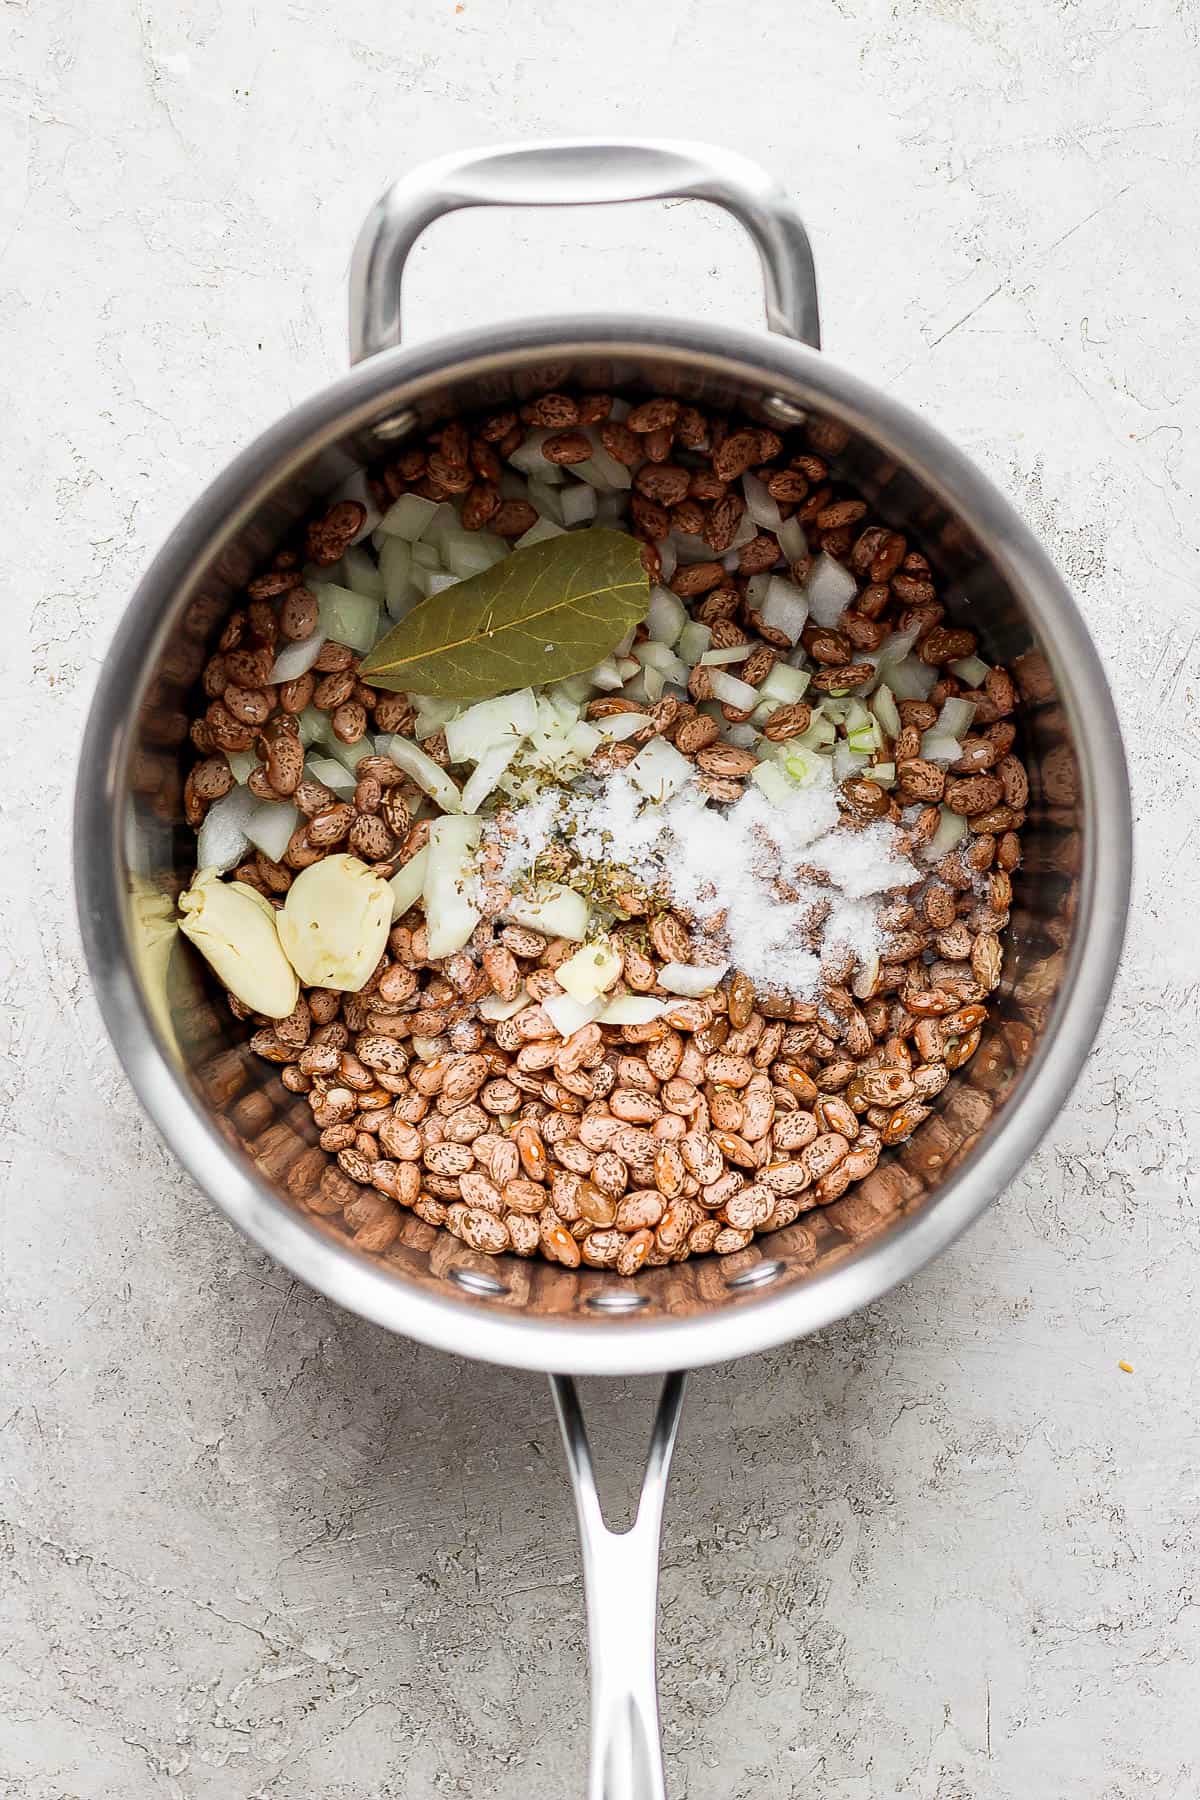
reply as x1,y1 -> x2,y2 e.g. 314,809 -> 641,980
74,314 -> 1131,1375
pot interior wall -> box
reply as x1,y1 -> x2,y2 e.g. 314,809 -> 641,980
119,346 -> 1080,1327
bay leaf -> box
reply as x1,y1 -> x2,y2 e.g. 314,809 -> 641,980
360,528 -> 649,701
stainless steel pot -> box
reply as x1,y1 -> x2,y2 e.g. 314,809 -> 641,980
74,141 -> 1131,1799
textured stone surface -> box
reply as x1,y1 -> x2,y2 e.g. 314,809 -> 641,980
3,1 -> 1199,1794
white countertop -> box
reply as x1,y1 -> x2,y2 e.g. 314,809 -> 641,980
5,2 -> 1198,1794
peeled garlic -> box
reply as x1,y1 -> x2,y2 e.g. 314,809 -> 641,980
555,935 -> 622,1003
277,853 -> 390,991
178,868 -> 299,1019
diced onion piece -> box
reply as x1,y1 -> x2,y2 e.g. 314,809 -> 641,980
588,656 -> 625,692
758,662 -> 811,707
751,761 -> 799,808
636,666 -> 665,703
804,552 -> 857,627
875,623 -> 922,669
725,722 -> 759,748
924,805 -> 968,860
418,569 -> 461,598
669,528 -> 719,566
617,656 -> 640,679
461,738 -> 521,813
322,733 -> 379,777
527,477 -> 566,524
870,683 -> 902,739
708,670 -> 759,711
657,961 -> 728,996
594,491 -> 626,524
442,530 -> 507,580
560,482 -> 598,526
269,632 -> 326,683
503,883 -> 590,942
731,509 -> 759,550
658,537 -> 677,582
556,937 -> 623,1003
544,992 -> 605,1037
627,736 -> 694,803
647,584 -> 687,646
478,989 -> 530,1021
634,640 -> 689,684
297,707 -> 326,748
936,696 -> 977,739
385,736 -> 463,812
742,471 -> 782,531
315,583 -> 380,655
760,575 -> 810,643
388,846 -> 429,921
305,754 -> 358,798
777,515 -> 807,564
886,655 -> 939,701
700,644 -> 753,666
507,429 -> 565,482
514,517 -> 567,550
597,995 -> 669,1026
919,731 -> 964,765
549,673 -> 594,707
226,749 -> 259,785
598,711 -> 652,742
575,429 -> 634,490
950,654 -> 991,687
195,787 -> 258,872
410,539 -> 442,571
412,1036 -> 445,1061
677,621 -> 713,666
244,798 -> 300,864
871,762 -> 896,789
445,689 -> 537,764
379,494 -> 440,541
379,537 -> 421,619
421,816 -> 482,958
341,545 -> 385,601
832,741 -> 871,781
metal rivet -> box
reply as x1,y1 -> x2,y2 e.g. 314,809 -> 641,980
372,407 -> 418,443
725,1259 -> 786,1292
446,1265 -> 509,1298
762,394 -> 807,426
585,1290 -> 650,1313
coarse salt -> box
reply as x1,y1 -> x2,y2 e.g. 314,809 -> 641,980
482,758 -> 915,999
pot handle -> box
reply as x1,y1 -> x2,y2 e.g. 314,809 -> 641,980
550,1370 -> 687,1800
349,140 -> 820,362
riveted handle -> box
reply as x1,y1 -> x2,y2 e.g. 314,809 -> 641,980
349,140 -> 820,362
550,1372 -> 687,1800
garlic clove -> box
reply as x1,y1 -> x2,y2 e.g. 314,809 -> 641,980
178,868 -> 299,1019
277,853 -> 391,991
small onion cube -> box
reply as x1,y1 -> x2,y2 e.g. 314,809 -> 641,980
758,662 -> 811,707
514,517 -> 567,550
677,621 -> 713,666
388,846 -> 429,921
305,754 -> 358,798
761,576 -> 810,643
560,483 -> 598,526
776,515 -> 807,564
597,995 -> 669,1026
378,493 -> 440,541
268,632 -> 326,684
461,738 -> 521,814
804,552 -> 857,627
627,735 -> 693,803
478,989 -> 531,1021
700,644 -> 753,666
244,798 -> 300,865
647,584 -> 687,647
707,669 -> 759,712
598,711 -> 652,742
885,655 -> 939,701
503,883 -> 590,942
588,656 -> 625,692
544,992 -> 605,1038
315,584 -> 380,655
195,786 -> 257,873
527,477 -> 566,525
340,545 -> 385,601
924,805 -> 969,860
421,816 -> 482,958
385,735 -> 464,812
936,696 -> 977,739
226,749 -> 259,785
742,471 -> 782,530
657,961 -> 728,997
950,654 -> 991,687
919,731 -> 965,765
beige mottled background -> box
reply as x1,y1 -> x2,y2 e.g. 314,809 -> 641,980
3,1 -> 1198,1794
